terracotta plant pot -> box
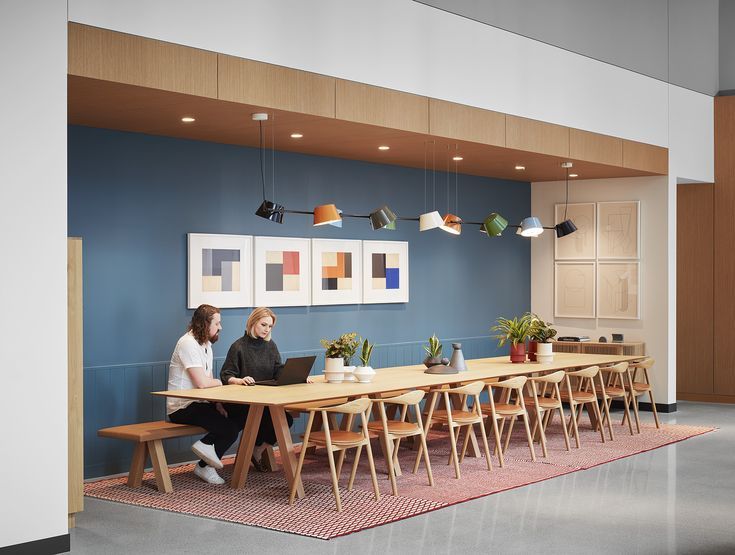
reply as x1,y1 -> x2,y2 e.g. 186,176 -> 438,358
527,340 -> 538,362
509,342 -> 527,363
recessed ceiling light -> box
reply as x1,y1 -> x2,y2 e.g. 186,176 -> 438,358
181,116 -> 196,123
290,133 -> 303,139
569,173 -> 578,178
515,165 -> 525,170
453,156 -> 463,161
378,145 -> 390,151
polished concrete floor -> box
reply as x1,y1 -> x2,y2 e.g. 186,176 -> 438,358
70,402 -> 735,554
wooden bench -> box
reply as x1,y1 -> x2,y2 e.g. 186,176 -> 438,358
99,420 -> 281,493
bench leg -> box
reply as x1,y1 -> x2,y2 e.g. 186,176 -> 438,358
148,439 -> 173,493
128,442 -> 148,488
263,445 -> 278,471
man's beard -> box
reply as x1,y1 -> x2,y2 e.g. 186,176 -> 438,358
210,332 -> 220,344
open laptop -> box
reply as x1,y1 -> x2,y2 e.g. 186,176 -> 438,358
254,355 -> 316,386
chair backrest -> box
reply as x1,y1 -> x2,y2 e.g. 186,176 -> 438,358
322,397 -> 371,414
494,375 -> 528,390
531,370 -> 566,384
632,357 -> 655,369
567,365 -> 599,378
448,381 -> 485,396
381,390 -> 424,406
604,362 -> 629,374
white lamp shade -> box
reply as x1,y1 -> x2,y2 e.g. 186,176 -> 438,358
419,211 -> 444,231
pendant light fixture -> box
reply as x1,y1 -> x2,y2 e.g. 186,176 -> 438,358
253,113 -> 285,223
313,203 -> 342,226
419,140 -> 443,231
481,212 -> 509,236
440,144 -> 462,235
518,216 -> 544,237
555,161 -> 578,238
369,205 -> 397,230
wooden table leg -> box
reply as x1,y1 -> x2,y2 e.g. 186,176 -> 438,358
271,405 -> 305,500
231,404 -> 263,489
127,442 -> 147,488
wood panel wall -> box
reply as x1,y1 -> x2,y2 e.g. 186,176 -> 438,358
68,238 -> 84,525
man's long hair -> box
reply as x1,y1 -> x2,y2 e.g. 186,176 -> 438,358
188,304 -> 220,345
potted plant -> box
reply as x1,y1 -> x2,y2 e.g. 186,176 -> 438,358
529,314 -> 557,363
354,338 -> 376,383
422,333 -> 446,368
321,332 -> 360,383
491,313 -> 533,363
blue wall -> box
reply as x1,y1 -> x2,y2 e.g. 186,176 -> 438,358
68,125 -> 531,477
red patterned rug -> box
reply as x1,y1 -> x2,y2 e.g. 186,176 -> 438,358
85,421 -> 713,539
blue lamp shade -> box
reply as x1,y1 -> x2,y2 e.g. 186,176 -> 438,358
555,219 -> 577,237
481,213 -> 508,236
519,216 -> 544,237
255,200 -> 285,223
369,205 -> 397,230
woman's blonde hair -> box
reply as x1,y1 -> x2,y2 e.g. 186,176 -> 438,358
246,307 -> 277,341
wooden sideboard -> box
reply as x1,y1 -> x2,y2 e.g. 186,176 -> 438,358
552,341 -> 645,357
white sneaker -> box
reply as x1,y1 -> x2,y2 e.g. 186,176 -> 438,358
193,464 -> 225,485
191,440 -> 223,469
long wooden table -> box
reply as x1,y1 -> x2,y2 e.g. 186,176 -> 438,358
153,352 -> 642,498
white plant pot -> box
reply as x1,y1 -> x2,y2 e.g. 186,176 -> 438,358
342,365 -> 357,382
353,365 -> 375,383
324,357 -> 345,383
536,342 -> 554,363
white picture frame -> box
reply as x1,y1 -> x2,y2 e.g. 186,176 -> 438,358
254,236 -> 311,307
362,240 -> 409,304
311,239 -> 362,305
597,262 -> 640,319
597,201 -> 640,259
554,262 -> 595,318
187,233 -> 253,309
555,202 -> 596,260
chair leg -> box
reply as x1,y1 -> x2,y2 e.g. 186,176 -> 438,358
590,400 -> 605,443
567,403 -> 581,448
444,393 -> 461,479
414,403 -> 434,486
414,391 -> 437,473
335,414 -> 354,478
383,434 -> 398,496
621,393 -> 635,435
557,406 -> 571,451
503,417 -> 516,454
521,413 -> 537,462
364,438 -> 381,502
324,445 -> 342,512
347,445 -> 363,491
600,396 -> 615,441
289,412 -> 314,505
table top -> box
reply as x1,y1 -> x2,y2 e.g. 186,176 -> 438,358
152,352 -> 642,407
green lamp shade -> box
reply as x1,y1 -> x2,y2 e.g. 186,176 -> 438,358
369,205 -> 397,230
482,213 -> 508,236
255,200 -> 285,223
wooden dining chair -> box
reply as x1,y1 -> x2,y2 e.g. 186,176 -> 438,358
523,370 -> 571,456
559,366 -> 608,447
367,390 -> 434,495
598,362 -> 635,437
414,381 -> 493,479
480,376 -> 536,462
288,397 -> 380,512
623,357 -> 660,430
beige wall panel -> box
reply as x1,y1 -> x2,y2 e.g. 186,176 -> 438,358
68,23 -> 217,98
336,80 -> 428,134
714,96 -> 735,396
677,184 -> 714,396
506,115 -> 569,158
68,238 -> 84,517
429,99 -> 504,146
622,139 -> 668,174
218,55 -> 335,117
570,128 -> 623,167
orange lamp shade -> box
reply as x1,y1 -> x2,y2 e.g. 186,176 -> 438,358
313,204 -> 342,226
440,213 -> 462,235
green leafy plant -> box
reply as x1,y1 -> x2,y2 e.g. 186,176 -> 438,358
358,338 -> 374,367
529,313 -> 557,343
320,332 -> 361,365
423,333 -> 443,358
491,313 -> 534,347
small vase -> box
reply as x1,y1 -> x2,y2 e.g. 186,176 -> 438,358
342,365 -> 356,382
353,366 -> 375,383
536,342 -> 554,363
423,356 -> 443,368
528,340 -> 538,362
449,343 -> 467,372
509,342 -> 526,363
324,357 -> 345,383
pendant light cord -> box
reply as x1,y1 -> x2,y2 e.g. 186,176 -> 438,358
271,114 -> 276,203
259,120 -> 266,202
424,142 -> 427,214
564,166 -> 569,220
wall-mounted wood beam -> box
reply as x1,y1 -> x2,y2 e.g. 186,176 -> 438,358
570,128 -> 623,167
506,115 -> 570,158
429,99 -> 505,147
622,139 -> 668,174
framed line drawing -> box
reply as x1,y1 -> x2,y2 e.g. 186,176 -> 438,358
555,202 -> 596,260
597,201 -> 640,259
253,236 -> 311,307
554,262 -> 595,318
597,262 -> 640,319
362,240 -> 409,304
187,233 -> 252,309
311,239 -> 362,305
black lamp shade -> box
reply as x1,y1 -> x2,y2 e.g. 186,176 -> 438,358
369,205 -> 397,230
555,219 -> 577,237
255,200 -> 285,223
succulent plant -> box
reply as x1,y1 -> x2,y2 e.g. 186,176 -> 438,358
423,333 -> 443,358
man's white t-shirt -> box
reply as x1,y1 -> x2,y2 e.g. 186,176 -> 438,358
167,331 -> 215,415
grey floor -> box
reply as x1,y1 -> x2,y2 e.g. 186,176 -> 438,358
69,401 -> 735,554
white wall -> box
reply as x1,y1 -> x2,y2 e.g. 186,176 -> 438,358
0,1 -> 68,549
531,176 -> 672,404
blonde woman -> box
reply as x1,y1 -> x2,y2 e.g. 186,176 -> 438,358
220,307 -> 297,471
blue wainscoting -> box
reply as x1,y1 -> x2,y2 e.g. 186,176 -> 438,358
85,336 -> 497,478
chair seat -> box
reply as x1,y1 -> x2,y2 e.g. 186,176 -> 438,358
603,386 -> 626,397
367,421 -> 419,436
559,391 -> 596,403
308,430 -> 365,447
430,409 -> 481,425
482,403 -> 525,416
630,382 -> 651,392
523,396 -> 560,410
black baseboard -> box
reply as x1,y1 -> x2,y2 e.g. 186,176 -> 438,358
609,400 -> 676,413
0,534 -> 70,555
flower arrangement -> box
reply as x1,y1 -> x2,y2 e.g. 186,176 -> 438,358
320,332 -> 361,366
